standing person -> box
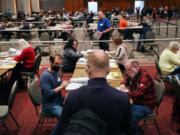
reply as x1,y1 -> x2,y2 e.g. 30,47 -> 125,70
9,39 -> 36,89
53,51 -> 132,135
97,11 -> 112,51
62,39 -> 88,73
40,54 -> 69,135
120,59 -> 157,135
6,9 -> 11,18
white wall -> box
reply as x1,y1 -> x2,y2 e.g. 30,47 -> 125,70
0,0 -> 16,14
17,0 -> 31,14
31,0 -> 39,12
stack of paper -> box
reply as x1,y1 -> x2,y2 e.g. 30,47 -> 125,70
106,72 -> 119,80
0,60 -> 16,65
116,87 -> 129,92
81,49 -> 102,54
109,59 -> 116,63
109,62 -> 116,68
71,77 -> 89,83
78,58 -> 87,63
0,52 -> 9,58
66,83 -> 84,91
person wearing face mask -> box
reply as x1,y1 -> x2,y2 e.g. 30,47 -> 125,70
40,54 -> 69,124
51,51 -> 132,135
120,59 -> 157,135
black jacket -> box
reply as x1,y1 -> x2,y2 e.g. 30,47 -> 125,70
62,48 -> 83,73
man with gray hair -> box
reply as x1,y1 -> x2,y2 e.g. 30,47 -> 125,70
54,51 -> 132,135
120,59 -> 157,135
159,41 -> 180,80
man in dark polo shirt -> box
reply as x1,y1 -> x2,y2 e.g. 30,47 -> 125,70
57,51 -> 132,135
120,59 -> 157,135
97,11 -> 112,51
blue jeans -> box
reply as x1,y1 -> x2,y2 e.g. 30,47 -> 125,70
42,103 -> 62,135
51,121 -> 61,135
131,104 -> 153,135
137,35 -> 145,50
168,66 -> 180,82
42,102 -> 63,120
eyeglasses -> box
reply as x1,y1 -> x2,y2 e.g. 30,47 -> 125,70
126,66 -> 134,73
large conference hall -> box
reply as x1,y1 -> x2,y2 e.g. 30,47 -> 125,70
0,0 -> 180,135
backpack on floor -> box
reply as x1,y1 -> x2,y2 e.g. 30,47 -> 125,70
60,85 -> 108,135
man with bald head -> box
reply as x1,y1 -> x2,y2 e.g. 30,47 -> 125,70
120,59 -> 157,135
57,51 -> 132,135
97,11 -> 112,51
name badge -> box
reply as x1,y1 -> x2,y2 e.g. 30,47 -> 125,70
100,23 -> 103,26
57,77 -> 61,82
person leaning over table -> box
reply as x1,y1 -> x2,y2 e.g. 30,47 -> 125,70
52,51 -> 132,135
9,39 -> 35,89
120,59 -> 157,135
40,54 -> 69,135
62,38 -> 88,73
97,11 -> 112,51
159,41 -> 180,81
107,36 -> 128,72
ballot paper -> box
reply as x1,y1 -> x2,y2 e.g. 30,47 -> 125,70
81,49 -> 102,54
106,72 -> 120,80
78,58 -> 87,63
109,62 -> 117,68
70,77 -> 89,83
66,83 -> 84,90
0,60 -> 16,65
0,52 -> 9,58
109,59 -> 116,63
8,48 -> 16,53
116,87 -> 129,92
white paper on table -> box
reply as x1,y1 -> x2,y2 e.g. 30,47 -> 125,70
8,48 -> 16,53
109,62 -> 116,67
0,52 -> 9,57
81,51 -> 86,55
116,87 -> 129,92
106,74 -> 113,79
71,77 -> 89,83
0,60 -> 16,65
78,58 -> 87,62
77,61 -> 86,64
109,59 -> 116,63
66,83 -> 83,90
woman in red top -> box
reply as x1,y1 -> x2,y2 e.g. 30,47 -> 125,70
10,39 -> 36,89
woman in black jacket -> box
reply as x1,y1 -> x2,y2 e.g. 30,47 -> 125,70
62,39 -> 87,73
